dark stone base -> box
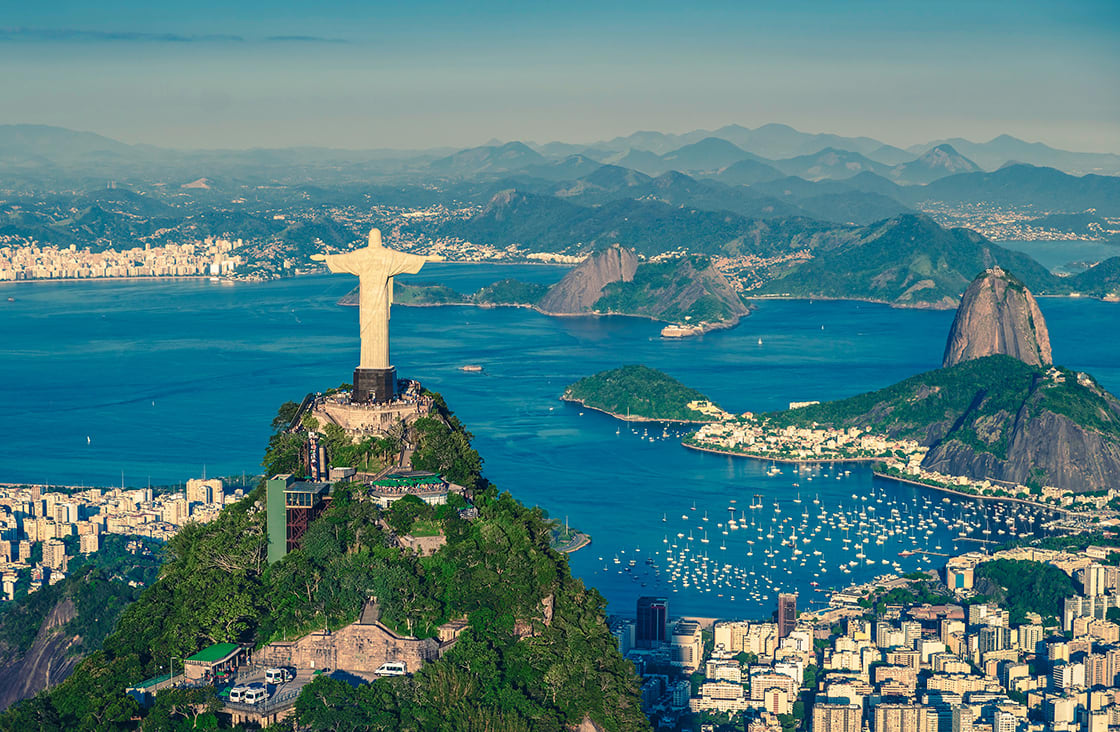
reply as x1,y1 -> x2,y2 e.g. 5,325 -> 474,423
353,366 -> 396,404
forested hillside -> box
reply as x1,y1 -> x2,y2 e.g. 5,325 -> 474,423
0,393 -> 646,731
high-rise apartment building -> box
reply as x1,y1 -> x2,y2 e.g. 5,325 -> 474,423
813,703 -> 863,732
636,596 -> 668,648
778,592 -> 797,638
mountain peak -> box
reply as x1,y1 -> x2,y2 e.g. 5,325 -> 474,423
943,267 -> 1053,368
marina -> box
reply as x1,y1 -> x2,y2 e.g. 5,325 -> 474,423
585,419 -> 1066,618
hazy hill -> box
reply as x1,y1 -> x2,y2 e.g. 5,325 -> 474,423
889,144 -> 981,185
72,187 -> 177,218
611,148 -> 669,176
794,191 -> 914,226
551,167 -> 803,219
521,153 -> 604,181
708,123 -> 908,161
659,137 -> 757,172
910,134 -> 1120,176
708,157 -> 786,185
427,141 -> 546,176
753,214 -> 1059,307
867,144 -> 918,166
1071,257 -> 1120,299
913,164 -> 1120,216
448,189 -> 849,257
841,171 -> 911,198
773,147 -> 891,181
0,124 -> 136,163
736,176 -> 911,225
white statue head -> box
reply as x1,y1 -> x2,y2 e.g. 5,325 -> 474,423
368,228 -> 384,249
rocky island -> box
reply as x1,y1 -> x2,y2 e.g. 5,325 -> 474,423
562,365 -> 726,423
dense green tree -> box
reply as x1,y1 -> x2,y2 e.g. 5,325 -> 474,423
973,559 -> 1076,625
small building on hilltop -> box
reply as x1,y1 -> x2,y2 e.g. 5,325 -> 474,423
182,642 -> 248,683
266,470 -> 465,564
368,469 -> 459,509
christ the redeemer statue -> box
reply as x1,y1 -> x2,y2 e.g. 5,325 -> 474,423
313,228 -> 442,402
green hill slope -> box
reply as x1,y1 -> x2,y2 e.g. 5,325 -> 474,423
563,365 -> 718,422
753,214 -> 1060,308
593,255 -> 751,325
0,394 -> 646,731
766,355 -> 1120,491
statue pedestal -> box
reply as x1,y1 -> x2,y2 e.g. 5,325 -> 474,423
353,367 -> 396,404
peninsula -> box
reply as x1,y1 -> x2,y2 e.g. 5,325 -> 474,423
339,245 -> 752,334
562,365 -> 727,423
686,267 -> 1120,505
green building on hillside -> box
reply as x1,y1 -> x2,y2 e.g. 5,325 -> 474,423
266,474 -> 332,564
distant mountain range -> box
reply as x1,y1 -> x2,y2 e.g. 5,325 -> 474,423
3,122 -> 1119,184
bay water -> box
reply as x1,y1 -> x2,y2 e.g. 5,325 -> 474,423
1,264 -> 1116,618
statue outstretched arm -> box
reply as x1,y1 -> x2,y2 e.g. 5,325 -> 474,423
388,250 -> 442,277
311,250 -> 362,275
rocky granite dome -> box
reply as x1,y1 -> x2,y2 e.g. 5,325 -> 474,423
537,244 -> 638,314
943,266 -> 1053,368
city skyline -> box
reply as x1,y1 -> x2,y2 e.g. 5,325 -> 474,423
2,0 -> 1118,153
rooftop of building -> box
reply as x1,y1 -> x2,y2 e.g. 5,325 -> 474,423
184,642 -> 241,665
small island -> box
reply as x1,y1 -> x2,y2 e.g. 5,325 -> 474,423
562,364 -> 727,423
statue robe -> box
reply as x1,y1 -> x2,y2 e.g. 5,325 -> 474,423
322,245 -> 429,369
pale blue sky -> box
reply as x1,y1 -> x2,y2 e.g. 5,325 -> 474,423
2,0 -> 1117,152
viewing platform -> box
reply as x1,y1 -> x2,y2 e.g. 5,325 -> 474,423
293,379 -> 435,439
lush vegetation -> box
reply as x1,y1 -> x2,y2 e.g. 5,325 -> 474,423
754,214 -> 1061,307
473,278 -> 548,305
972,559 -> 1076,625
0,536 -> 163,667
344,278 -> 549,308
1,392 -> 646,731
564,364 -> 718,422
765,355 -> 1120,487
593,256 -> 749,324
393,283 -> 469,305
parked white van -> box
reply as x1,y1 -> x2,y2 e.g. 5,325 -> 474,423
228,686 -> 249,703
374,661 -> 407,677
265,667 -> 293,684
243,687 -> 268,705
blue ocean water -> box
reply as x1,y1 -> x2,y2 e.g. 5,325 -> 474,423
1,266 -> 1116,618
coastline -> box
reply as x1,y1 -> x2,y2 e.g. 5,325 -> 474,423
350,294 -> 749,333
743,291 -> 1120,308
679,443 -> 1076,515
554,531 -> 592,554
560,396 -> 713,425
871,470 -> 1072,514
0,274 -> 236,287
681,441 -> 882,464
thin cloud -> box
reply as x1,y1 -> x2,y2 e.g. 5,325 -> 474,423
266,35 -> 347,44
0,28 -> 345,43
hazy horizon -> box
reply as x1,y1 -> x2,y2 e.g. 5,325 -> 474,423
3,0 -> 1118,155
